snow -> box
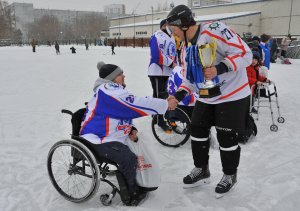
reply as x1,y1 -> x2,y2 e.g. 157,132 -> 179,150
1,45 -> 300,211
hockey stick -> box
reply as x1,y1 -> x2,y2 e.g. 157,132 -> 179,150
103,50 -> 111,55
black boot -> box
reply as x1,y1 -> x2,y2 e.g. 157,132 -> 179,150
183,165 -> 210,188
215,173 -> 237,197
129,187 -> 148,206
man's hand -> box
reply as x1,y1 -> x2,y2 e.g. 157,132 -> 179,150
167,96 -> 178,110
129,130 -> 138,142
204,66 -> 217,80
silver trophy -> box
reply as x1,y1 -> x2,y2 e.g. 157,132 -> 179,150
198,39 -> 221,98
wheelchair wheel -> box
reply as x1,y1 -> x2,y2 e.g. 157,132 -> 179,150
152,107 -> 191,147
47,139 -> 100,203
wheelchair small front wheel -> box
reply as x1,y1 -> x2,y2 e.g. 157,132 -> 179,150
277,117 -> 285,123
270,124 -> 278,132
47,140 -> 100,203
100,194 -> 112,206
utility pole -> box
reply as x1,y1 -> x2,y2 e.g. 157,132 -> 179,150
151,6 -> 154,35
288,0 -> 294,36
132,1 -> 141,48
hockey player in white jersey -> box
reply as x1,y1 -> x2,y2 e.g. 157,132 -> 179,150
148,19 -> 177,132
167,5 -> 252,197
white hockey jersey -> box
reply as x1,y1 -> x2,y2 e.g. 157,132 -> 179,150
148,30 -> 177,76
80,82 -> 168,144
179,21 -> 252,104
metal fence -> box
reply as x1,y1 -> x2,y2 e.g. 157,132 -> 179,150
287,40 -> 300,59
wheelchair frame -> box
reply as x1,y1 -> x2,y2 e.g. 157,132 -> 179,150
47,109 -> 124,206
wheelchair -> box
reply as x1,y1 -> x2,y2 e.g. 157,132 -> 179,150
250,81 -> 285,132
47,108 -> 140,206
151,107 -> 191,147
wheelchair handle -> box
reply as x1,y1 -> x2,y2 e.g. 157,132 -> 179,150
61,109 -> 73,116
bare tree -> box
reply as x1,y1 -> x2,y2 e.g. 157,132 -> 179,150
28,15 -> 61,41
0,0 -> 15,39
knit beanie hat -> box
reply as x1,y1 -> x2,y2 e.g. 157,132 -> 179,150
97,61 -> 123,81
252,51 -> 260,60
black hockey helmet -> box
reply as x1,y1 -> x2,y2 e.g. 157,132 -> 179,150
166,5 -> 196,28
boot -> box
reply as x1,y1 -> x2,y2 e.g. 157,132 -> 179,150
183,165 -> 210,188
215,173 -> 237,198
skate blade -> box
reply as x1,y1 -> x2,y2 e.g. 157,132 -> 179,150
215,181 -> 238,199
183,178 -> 211,189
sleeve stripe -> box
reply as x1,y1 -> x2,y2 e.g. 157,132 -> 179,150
110,96 -> 148,116
120,98 -> 160,114
179,85 -> 192,95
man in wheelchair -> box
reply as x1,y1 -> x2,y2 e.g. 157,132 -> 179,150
80,61 -> 178,206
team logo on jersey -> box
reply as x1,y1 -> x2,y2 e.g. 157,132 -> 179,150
116,119 -> 132,135
208,22 -> 220,31
105,82 -> 120,90
125,95 -> 134,103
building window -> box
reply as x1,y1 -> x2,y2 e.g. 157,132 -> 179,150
136,31 -> 147,35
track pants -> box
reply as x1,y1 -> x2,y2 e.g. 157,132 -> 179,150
190,96 -> 250,175
92,142 -> 137,194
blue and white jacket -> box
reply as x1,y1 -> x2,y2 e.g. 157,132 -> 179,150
80,79 -> 168,144
168,66 -> 197,106
148,30 -> 177,76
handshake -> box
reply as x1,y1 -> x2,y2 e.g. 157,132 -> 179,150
167,96 -> 179,110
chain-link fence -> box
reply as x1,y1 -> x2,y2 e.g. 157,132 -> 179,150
287,40 -> 300,59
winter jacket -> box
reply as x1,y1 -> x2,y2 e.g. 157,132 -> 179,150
148,30 -> 177,76
246,65 -> 267,95
260,42 -> 270,69
80,81 -> 168,144
179,21 -> 252,104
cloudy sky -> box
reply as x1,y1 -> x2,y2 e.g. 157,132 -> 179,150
6,0 -> 186,14
6,0 -> 251,14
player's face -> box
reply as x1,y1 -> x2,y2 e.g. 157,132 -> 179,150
114,73 -> 126,87
168,25 -> 184,41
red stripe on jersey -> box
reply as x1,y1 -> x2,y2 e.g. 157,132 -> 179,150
105,117 -> 109,136
219,82 -> 249,100
179,85 -> 192,94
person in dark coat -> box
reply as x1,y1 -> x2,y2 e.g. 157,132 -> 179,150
70,46 -> 76,54
55,42 -> 60,55
111,42 -> 115,55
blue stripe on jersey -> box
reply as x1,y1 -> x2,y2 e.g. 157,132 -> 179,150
149,36 -> 163,69
99,90 -> 147,119
120,98 -> 159,114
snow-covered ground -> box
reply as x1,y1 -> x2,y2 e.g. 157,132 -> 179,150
1,45 -> 300,211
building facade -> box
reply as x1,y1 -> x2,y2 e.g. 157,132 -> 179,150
109,0 -> 299,39
7,2 -> 107,41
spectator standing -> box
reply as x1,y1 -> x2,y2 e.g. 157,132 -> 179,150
55,42 -> 60,55
111,42 -> 116,55
260,34 -> 271,69
31,39 -> 36,53
148,19 -> 177,132
280,35 -> 291,58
